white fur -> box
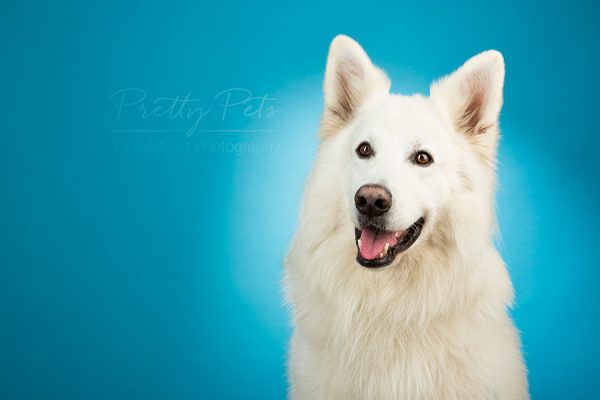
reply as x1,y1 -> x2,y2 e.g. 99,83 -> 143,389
284,35 -> 529,399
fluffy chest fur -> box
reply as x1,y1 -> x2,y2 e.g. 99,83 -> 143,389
286,224 -> 527,400
287,278 -> 526,399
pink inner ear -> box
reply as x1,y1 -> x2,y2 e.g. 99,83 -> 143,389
338,56 -> 365,81
457,70 -> 491,135
332,58 -> 365,123
430,51 -> 504,138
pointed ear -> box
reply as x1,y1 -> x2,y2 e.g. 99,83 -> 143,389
430,50 -> 505,150
320,35 -> 390,138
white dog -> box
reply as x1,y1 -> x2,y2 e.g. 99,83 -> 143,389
284,35 -> 529,400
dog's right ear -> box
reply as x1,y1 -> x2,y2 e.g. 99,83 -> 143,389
320,35 -> 390,139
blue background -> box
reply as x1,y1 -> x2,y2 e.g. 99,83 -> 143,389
1,1 -> 599,399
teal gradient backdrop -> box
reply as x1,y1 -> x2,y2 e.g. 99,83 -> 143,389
2,1 -> 599,399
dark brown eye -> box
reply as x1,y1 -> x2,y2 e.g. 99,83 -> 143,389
356,142 -> 374,158
414,151 -> 433,166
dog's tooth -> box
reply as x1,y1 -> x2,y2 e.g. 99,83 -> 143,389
384,243 -> 389,255
395,232 -> 400,238
357,239 -> 362,250
378,252 -> 384,259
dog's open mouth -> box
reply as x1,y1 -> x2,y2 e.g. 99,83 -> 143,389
354,217 -> 425,268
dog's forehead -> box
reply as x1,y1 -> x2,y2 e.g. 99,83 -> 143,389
356,94 -> 446,143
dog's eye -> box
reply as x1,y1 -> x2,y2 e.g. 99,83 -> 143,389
356,142 -> 374,158
413,151 -> 433,166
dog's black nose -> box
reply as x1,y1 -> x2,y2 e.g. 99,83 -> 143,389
354,185 -> 392,217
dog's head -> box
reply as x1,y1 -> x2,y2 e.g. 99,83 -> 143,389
319,36 -> 504,269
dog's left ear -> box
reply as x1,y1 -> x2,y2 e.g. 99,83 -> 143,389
430,51 -> 505,155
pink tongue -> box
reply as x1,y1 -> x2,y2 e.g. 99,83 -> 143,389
360,227 -> 398,260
